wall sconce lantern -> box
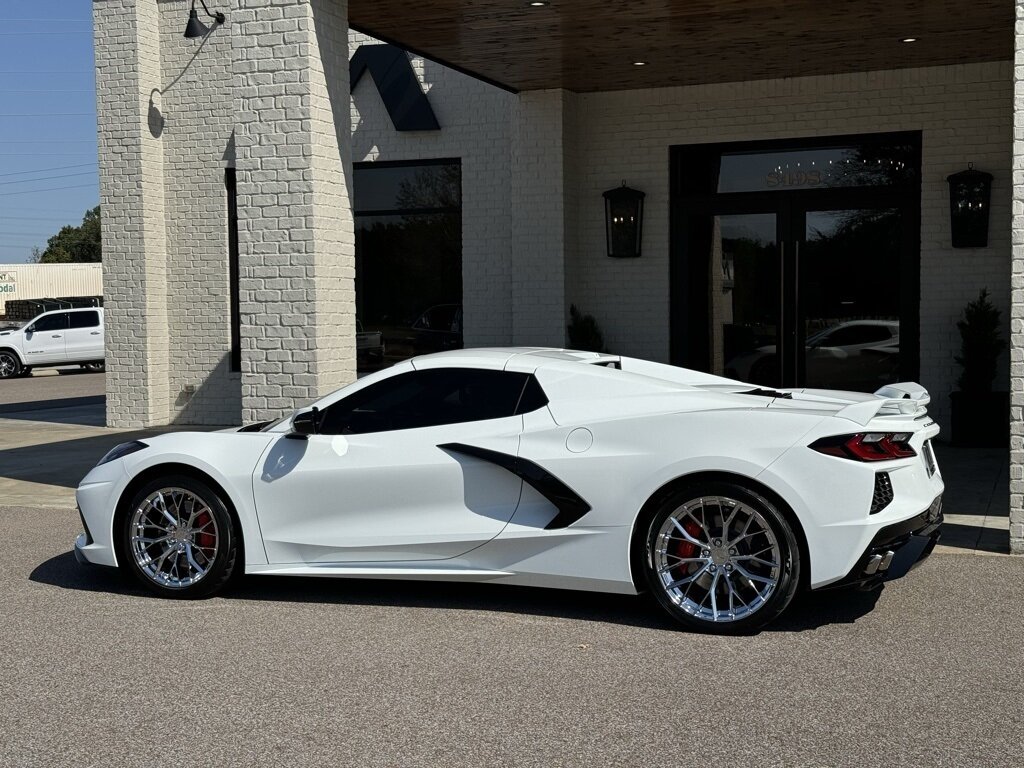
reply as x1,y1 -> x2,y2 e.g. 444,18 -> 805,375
603,182 -> 645,258
947,164 -> 993,248
184,0 -> 225,39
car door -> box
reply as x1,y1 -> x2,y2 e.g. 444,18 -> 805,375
252,367 -> 530,564
64,310 -> 103,361
22,312 -> 69,364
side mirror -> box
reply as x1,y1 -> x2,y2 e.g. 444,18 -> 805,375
287,407 -> 321,440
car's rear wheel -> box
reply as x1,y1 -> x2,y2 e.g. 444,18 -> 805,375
643,481 -> 800,633
120,475 -> 238,598
0,350 -> 21,379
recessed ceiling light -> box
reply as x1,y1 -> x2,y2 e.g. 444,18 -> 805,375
529,1 -> 549,6
633,61 -> 647,66
901,37 -> 917,43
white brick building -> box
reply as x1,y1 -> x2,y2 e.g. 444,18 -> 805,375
92,0 -> 1024,552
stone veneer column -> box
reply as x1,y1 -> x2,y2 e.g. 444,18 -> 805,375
1012,1 -> 1024,553
94,0 -> 170,427
232,0 -> 355,423
509,90 -> 576,348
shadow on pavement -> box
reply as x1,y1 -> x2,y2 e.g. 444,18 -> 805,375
0,400 -> 105,427
0,431 -> 153,489
31,550 -> 881,633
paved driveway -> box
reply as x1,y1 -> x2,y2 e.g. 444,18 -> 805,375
1,504 -> 1022,767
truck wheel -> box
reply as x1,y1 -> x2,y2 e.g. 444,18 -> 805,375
0,351 -> 21,379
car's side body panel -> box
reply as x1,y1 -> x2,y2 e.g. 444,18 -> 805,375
252,417 -> 525,563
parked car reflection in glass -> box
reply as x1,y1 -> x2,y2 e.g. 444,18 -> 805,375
408,303 -> 463,354
725,319 -> 899,392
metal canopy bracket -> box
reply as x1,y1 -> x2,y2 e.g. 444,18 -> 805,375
350,44 -> 441,132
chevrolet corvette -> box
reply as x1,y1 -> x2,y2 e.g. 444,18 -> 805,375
75,348 -> 944,632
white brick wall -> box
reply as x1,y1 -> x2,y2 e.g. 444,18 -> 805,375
1010,2 -> 1024,553
567,62 -> 1013,432
95,0 -> 171,428
509,90 -> 574,347
232,0 -> 355,423
159,0 -> 240,425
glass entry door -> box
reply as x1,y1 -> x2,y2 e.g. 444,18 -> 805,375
684,201 -> 913,392
800,208 -> 903,391
672,132 -> 920,392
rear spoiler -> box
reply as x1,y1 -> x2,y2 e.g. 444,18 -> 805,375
837,382 -> 931,426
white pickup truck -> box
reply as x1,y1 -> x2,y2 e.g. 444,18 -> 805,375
0,307 -> 105,379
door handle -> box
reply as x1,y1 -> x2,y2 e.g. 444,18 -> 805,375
90,331 -> 100,335
51,334 -> 62,339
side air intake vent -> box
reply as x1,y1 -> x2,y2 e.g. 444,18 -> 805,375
870,472 -> 894,515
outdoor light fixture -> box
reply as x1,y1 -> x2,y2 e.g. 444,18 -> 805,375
184,0 -> 225,39
633,61 -> 647,66
900,37 -> 917,43
948,164 -> 993,248
603,182 -> 645,258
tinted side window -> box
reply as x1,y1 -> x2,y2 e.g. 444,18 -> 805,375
515,376 -> 549,414
68,311 -> 100,329
31,313 -> 69,333
319,368 -> 529,435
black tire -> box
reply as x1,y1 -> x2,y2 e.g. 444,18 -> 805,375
0,350 -> 21,379
119,474 -> 238,598
642,481 -> 801,633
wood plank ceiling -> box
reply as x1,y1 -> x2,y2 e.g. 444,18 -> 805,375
348,0 -> 1012,93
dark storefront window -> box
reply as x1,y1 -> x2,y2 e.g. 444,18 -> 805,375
671,132 -> 921,393
354,159 -> 462,370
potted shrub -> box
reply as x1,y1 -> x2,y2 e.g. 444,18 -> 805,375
567,304 -> 607,353
950,288 -> 1008,447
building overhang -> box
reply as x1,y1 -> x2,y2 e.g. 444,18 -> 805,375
349,0 -> 1011,94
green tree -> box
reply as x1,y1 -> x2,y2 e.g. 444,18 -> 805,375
37,206 -> 101,263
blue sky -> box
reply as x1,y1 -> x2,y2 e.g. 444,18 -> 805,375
0,0 -> 97,263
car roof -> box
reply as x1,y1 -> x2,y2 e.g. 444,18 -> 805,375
410,347 -> 619,371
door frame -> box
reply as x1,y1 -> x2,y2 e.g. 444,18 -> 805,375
669,131 -> 922,387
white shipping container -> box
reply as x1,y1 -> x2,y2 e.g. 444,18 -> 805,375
0,263 -> 102,303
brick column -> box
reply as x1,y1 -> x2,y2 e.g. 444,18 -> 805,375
1012,0 -> 1024,553
94,0 -> 170,427
232,0 -> 355,423
509,90 -> 577,348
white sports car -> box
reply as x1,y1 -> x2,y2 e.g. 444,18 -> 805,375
75,348 -> 944,632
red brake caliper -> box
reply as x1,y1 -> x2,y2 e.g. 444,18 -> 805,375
195,512 -> 215,553
673,519 -> 704,561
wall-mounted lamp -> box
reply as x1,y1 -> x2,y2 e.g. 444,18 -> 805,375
184,0 -> 225,39
603,182 -> 645,258
947,164 -> 993,248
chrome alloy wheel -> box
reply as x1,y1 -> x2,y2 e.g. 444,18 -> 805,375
653,495 -> 782,623
0,351 -> 18,378
129,488 -> 220,589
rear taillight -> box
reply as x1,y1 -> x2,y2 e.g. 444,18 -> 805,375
810,432 -> 916,461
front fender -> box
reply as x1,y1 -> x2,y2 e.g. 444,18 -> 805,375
116,431 -> 277,566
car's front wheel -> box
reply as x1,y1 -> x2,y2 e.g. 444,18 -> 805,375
0,350 -> 21,379
120,475 -> 238,598
643,481 -> 801,633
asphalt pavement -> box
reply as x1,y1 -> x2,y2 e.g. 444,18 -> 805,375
1,504 -> 1022,767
